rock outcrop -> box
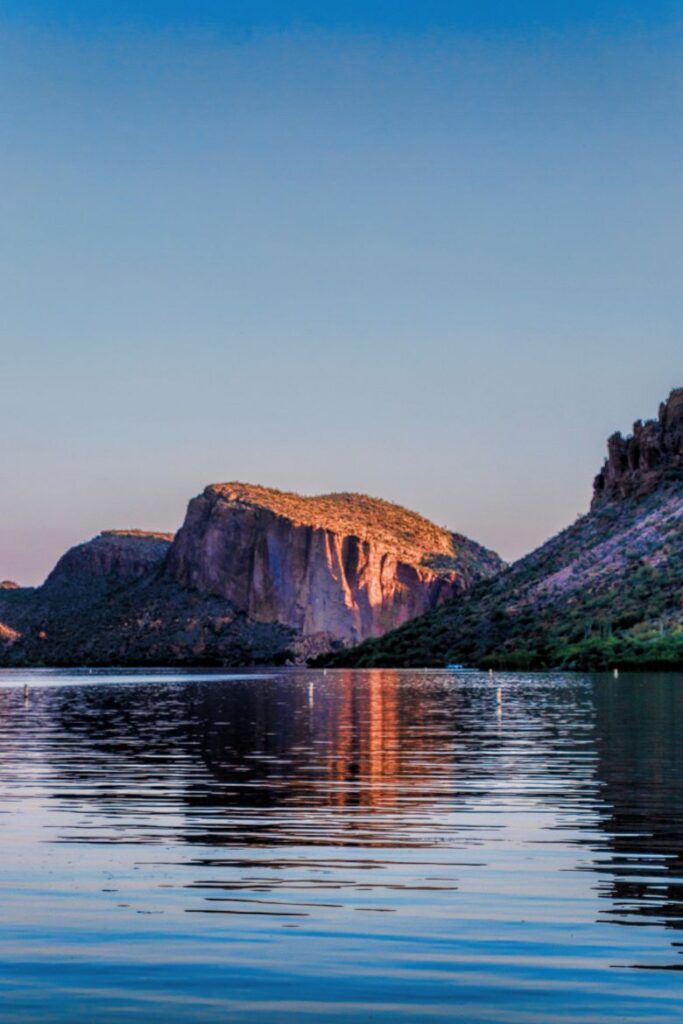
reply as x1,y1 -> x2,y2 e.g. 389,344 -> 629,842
592,389 -> 683,507
166,483 -> 502,644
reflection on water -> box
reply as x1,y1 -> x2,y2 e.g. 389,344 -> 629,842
0,668 -> 682,1021
591,680 -> 683,948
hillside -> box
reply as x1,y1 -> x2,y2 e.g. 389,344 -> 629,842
316,389 -> 683,671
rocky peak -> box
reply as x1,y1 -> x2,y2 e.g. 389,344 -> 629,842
43,529 -> 174,591
0,581 -> 20,590
592,388 -> 683,508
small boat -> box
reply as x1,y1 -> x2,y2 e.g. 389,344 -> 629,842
446,663 -> 479,673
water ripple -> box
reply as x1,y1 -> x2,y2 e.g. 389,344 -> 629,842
0,667 -> 682,1021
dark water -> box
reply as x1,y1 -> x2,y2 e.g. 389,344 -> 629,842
0,668 -> 682,1022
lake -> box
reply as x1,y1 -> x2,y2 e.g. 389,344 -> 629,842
0,668 -> 681,1022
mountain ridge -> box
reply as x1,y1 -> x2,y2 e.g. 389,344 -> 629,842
0,484 -> 502,665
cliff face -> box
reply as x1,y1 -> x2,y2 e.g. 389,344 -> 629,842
321,390 -> 683,670
166,484 -> 503,644
592,389 -> 683,507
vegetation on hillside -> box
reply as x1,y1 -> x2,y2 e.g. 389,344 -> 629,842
206,483 -> 503,573
315,484 -> 683,671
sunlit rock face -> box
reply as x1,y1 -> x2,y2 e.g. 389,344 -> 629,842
0,622 -> 19,646
166,483 -> 503,644
593,389 -> 683,508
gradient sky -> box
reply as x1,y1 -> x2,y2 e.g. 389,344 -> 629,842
2,2 -> 682,585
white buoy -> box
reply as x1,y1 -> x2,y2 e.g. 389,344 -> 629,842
613,667 -> 619,679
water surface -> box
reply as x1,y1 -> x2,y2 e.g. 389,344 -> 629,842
0,668 -> 681,1022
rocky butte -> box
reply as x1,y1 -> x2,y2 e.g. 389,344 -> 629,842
165,484 -> 502,644
0,486 -> 503,666
319,388 -> 683,671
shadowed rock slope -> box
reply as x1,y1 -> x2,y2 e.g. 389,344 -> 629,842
317,389 -> 683,671
0,488 -> 502,666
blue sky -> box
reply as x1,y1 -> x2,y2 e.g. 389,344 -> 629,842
3,1 -> 682,34
2,3 -> 682,583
